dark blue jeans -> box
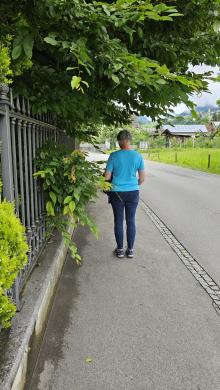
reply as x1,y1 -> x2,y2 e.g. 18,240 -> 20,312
109,190 -> 139,250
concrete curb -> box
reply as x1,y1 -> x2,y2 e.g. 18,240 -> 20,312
1,227 -> 73,390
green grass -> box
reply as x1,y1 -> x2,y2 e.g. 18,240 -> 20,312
144,148 -> 220,174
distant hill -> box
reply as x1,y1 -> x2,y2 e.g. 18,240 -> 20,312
180,105 -> 219,116
137,116 -> 151,124
136,105 -> 220,124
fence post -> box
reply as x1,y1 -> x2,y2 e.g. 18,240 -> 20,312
175,151 -> 178,162
0,83 -> 14,201
208,154 -> 211,169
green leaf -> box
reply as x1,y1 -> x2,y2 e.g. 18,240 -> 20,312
85,357 -> 93,363
46,201 -> 55,216
137,27 -> 143,38
154,4 -> 170,12
34,170 -> 46,178
63,205 -> 69,215
69,200 -> 76,212
23,35 -> 34,59
64,195 -> 72,204
177,76 -> 193,87
71,76 -> 81,90
62,41 -> 70,49
156,65 -> 170,75
48,5 -> 56,17
74,192 -> 80,201
164,8 -> 179,13
44,36 -> 58,46
81,80 -> 89,88
66,66 -> 78,71
156,79 -> 167,85
12,45 -> 22,60
168,13 -> 183,17
112,74 -> 120,84
49,191 -> 57,204
51,184 -> 60,193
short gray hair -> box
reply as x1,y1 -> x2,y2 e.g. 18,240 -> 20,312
117,129 -> 132,142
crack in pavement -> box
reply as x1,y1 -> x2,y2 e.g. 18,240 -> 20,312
140,199 -> 220,316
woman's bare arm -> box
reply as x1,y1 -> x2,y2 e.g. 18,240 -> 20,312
105,170 -> 112,181
138,170 -> 145,185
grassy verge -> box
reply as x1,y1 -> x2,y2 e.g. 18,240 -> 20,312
143,148 -> 220,174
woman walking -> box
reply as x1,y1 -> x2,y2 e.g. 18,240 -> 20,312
105,129 -> 145,258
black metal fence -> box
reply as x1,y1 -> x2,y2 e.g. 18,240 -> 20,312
0,83 -> 73,308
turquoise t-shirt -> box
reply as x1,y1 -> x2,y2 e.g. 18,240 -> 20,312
106,150 -> 145,192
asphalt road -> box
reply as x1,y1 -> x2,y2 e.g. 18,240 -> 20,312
141,161 -> 220,286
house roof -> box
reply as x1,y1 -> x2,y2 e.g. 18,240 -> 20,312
162,124 -> 208,135
213,121 -> 220,128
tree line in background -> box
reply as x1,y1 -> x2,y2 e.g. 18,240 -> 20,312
96,124 -> 220,150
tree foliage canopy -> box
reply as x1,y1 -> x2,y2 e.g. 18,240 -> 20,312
0,0 -> 219,136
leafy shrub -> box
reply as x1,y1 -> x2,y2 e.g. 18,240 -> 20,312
0,200 -> 28,328
0,38 -> 32,85
0,43 -> 12,84
35,145 -> 110,264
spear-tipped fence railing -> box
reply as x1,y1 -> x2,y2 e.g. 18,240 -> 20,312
0,83 -> 74,308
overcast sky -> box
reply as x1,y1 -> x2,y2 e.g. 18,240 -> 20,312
173,65 -> 220,114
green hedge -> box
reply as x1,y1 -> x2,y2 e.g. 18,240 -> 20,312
0,200 -> 28,328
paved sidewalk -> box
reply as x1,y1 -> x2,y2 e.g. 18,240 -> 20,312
28,194 -> 220,390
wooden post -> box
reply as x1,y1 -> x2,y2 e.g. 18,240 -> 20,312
158,152 -> 159,160
175,151 -> 177,162
208,154 -> 211,168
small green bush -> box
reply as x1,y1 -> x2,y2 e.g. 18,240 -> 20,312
0,43 -> 12,84
35,145 -> 110,264
0,200 -> 28,328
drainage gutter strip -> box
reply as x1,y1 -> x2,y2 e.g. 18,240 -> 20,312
140,199 -> 220,315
